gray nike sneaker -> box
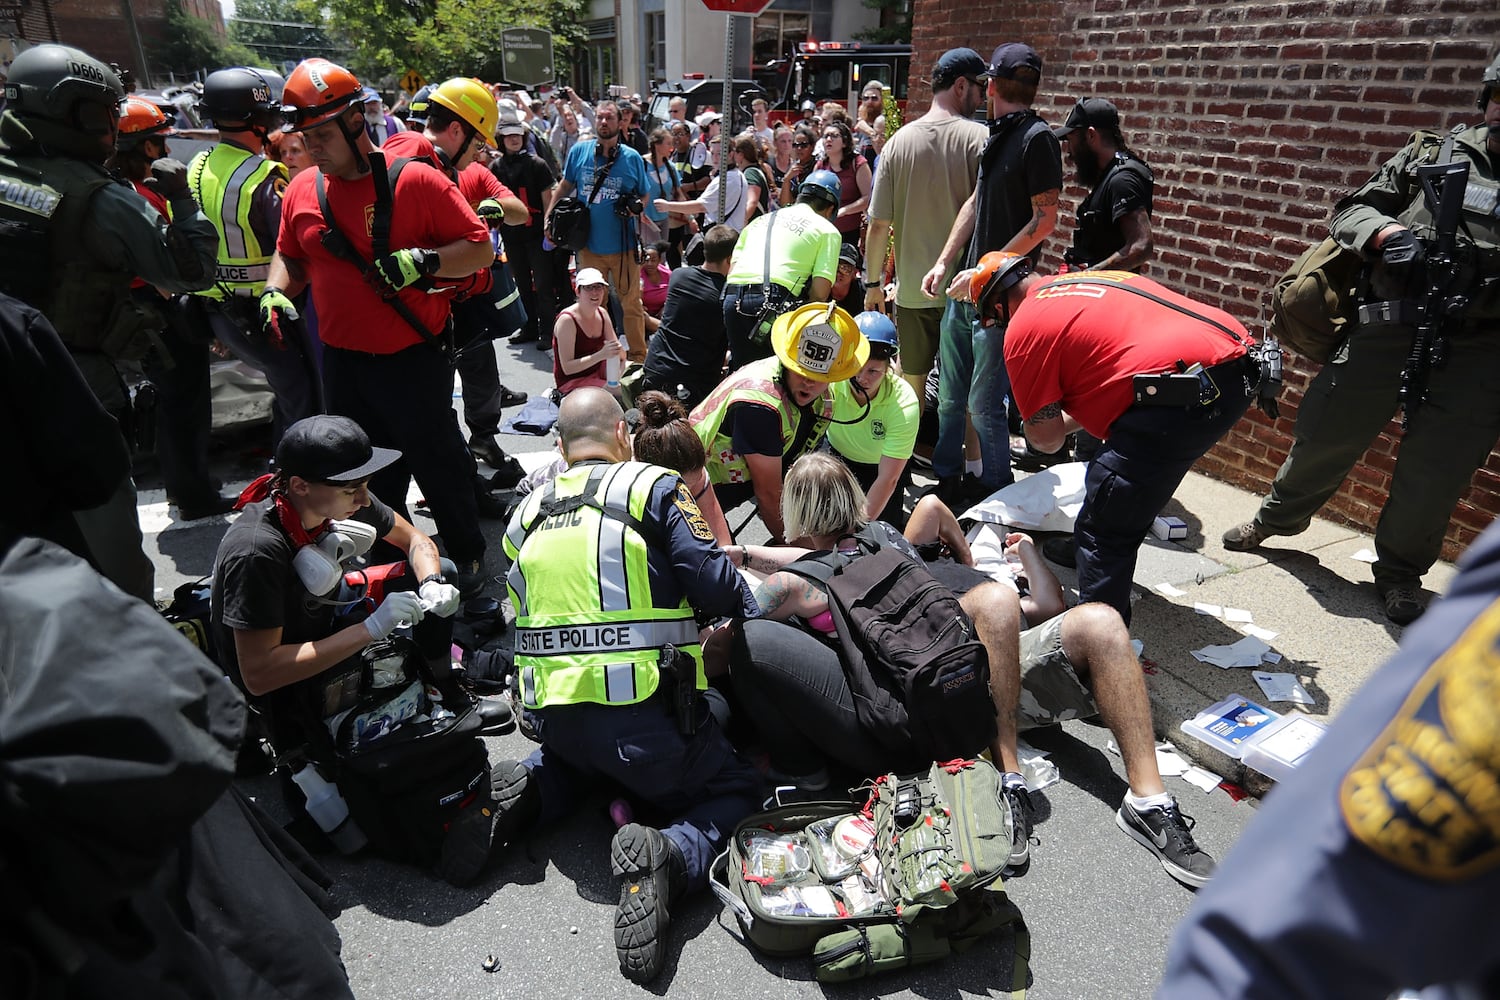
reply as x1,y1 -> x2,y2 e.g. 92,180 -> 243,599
1116,795 -> 1217,888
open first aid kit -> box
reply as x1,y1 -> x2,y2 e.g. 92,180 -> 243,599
709,759 -> 1030,986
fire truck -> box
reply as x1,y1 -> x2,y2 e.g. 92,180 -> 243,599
756,41 -> 913,118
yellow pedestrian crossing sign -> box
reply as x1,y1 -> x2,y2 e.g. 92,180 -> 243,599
400,69 -> 426,95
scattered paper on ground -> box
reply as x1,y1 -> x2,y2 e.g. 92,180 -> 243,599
1253,670 -> 1314,705
1223,607 -> 1253,623
1131,639 -> 1144,657
1154,582 -> 1186,598
962,463 -> 1087,528
1191,635 -> 1276,669
1351,548 -> 1378,563
1239,623 -> 1280,642
1106,739 -> 1192,777
1181,766 -> 1223,793
1194,602 -> 1223,618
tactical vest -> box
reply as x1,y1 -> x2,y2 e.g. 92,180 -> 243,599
1070,154 -> 1153,269
503,461 -> 703,711
188,143 -> 285,299
0,150 -> 158,358
690,356 -> 832,486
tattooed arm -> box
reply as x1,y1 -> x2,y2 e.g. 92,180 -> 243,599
999,188 -> 1060,260
1024,400 -> 1081,455
751,570 -> 830,622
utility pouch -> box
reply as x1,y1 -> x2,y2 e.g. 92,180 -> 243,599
659,643 -> 698,737
98,295 -> 165,362
1357,298 -> 1421,328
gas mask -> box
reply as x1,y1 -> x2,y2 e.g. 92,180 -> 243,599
292,518 -> 379,596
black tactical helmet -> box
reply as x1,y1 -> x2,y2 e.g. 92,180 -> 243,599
1479,51 -> 1500,111
3,43 -> 124,131
199,67 -> 283,130
2,44 -> 125,161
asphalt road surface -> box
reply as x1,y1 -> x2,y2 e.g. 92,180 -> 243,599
136,336 -> 1257,1000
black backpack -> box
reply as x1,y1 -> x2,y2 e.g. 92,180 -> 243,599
786,533 -> 997,763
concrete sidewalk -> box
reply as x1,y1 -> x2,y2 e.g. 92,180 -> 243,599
1028,468 -> 1457,790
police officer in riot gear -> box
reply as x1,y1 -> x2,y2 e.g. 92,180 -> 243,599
1222,50 -> 1500,626
185,66 -> 322,451
0,43 -> 218,601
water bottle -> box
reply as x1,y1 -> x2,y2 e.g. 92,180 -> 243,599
605,351 -> 621,388
290,762 -> 368,854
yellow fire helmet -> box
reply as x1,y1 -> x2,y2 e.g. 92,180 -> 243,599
771,302 -> 869,383
428,77 -> 499,148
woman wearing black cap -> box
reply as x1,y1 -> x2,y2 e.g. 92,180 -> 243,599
212,414 -> 511,884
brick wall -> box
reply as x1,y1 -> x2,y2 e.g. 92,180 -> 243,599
911,0 -> 1500,562
49,0 -> 167,78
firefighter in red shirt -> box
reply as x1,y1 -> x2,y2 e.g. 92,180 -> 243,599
385,78 -> 531,476
263,58 -> 496,596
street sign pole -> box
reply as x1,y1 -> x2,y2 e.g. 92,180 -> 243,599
717,14 -> 734,222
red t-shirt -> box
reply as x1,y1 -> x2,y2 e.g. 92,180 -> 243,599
276,160 -> 489,353
1005,272 -> 1252,439
379,131 -> 513,208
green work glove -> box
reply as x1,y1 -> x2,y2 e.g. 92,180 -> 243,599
371,247 -> 440,293
257,287 -> 299,349
476,198 -> 506,220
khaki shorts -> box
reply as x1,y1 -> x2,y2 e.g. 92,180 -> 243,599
1016,615 -> 1099,730
894,304 -> 942,382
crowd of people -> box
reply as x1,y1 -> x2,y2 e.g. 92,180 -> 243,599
3,31 -> 1499,998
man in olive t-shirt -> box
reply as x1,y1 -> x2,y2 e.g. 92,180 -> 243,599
866,49 -> 989,395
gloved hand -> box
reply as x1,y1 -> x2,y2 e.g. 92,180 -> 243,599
419,579 -> 462,618
1256,378 -> 1282,420
147,157 -> 192,200
476,198 -> 506,220
1380,229 -> 1425,266
364,591 -> 425,640
258,287 -> 299,350
371,247 -> 440,294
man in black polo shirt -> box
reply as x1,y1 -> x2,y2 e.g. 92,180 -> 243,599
641,224 -> 738,409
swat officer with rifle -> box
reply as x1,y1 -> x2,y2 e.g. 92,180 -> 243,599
1222,50 -> 1500,627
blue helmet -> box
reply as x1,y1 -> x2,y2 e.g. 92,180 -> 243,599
854,310 -> 898,359
798,168 -> 842,209
406,84 -> 434,126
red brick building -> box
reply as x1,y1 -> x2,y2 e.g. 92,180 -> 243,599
3,0 -> 225,83
910,0 -> 1500,560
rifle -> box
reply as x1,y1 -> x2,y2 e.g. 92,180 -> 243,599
1398,160 -> 1470,428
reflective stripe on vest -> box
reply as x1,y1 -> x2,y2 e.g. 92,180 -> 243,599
188,144 -> 284,299
689,355 -> 832,486
504,461 -> 701,709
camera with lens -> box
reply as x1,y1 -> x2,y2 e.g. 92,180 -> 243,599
615,193 -> 645,218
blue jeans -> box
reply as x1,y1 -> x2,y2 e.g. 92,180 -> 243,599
522,698 -> 760,888
933,298 -> 1013,490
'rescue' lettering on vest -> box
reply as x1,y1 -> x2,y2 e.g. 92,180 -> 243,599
689,355 -> 832,486
0,150 -> 154,357
502,460 -> 704,710
188,142 -> 285,299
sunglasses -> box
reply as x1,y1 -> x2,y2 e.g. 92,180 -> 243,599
792,140 -> 811,148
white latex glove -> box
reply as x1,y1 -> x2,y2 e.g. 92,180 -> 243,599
419,579 -> 462,618
364,591 -> 425,640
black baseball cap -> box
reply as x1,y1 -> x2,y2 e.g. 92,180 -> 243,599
838,243 -> 861,270
981,43 -> 1043,83
932,48 -> 987,87
1053,97 -> 1121,137
275,415 -> 401,484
